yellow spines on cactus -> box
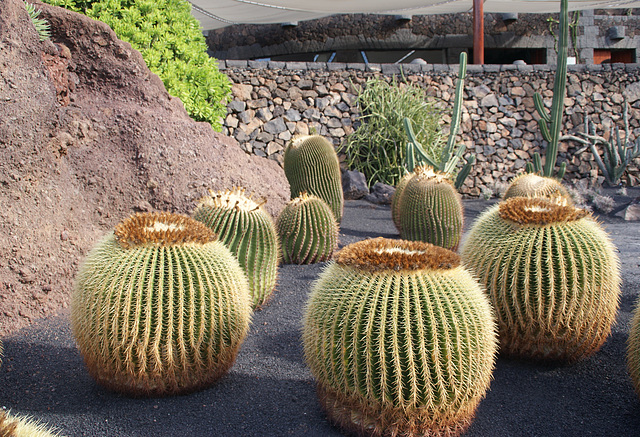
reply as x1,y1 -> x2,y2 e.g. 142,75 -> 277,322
284,135 -> 344,222
303,238 -> 497,437
72,212 -> 252,396
627,298 -> 640,397
276,193 -> 338,264
391,170 -> 414,233
193,187 -> 279,309
503,173 -> 572,203
398,167 -> 464,250
461,197 -> 621,362
0,411 -> 63,437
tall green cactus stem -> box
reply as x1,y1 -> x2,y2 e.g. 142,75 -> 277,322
276,193 -> 338,264
398,167 -> 464,251
503,173 -> 573,203
461,197 -> 621,362
404,52 -> 475,190
0,411 -> 63,437
562,103 -> 640,186
528,0 -> 569,179
303,237 -> 497,437
627,298 -> 640,397
72,212 -> 252,396
193,188 -> 279,309
284,135 -> 344,222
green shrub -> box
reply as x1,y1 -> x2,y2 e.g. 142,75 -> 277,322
340,76 -> 444,188
42,0 -> 231,130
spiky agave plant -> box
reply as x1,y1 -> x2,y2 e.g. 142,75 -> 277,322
398,166 -> 464,250
284,135 -> 344,222
72,212 -> 252,396
627,298 -> 640,397
276,193 -> 339,264
503,173 -> 572,203
303,238 -> 497,437
461,197 -> 621,362
0,411 -> 63,437
193,188 -> 279,309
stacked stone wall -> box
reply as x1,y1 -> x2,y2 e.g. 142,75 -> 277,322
220,60 -> 640,196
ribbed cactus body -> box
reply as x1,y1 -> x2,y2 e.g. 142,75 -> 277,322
284,135 -> 344,222
398,167 -> 463,250
276,194 -> 338,264
72,212 -> 252,396
0,411 -> 63,437
391,171 -> 414,233
193,188 -> 279,309
303,238 -> 497,437
503,173 -> 572,202
627,299 -> 640,397
461,197 -> 621,362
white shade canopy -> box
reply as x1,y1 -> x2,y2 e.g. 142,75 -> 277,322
189,0 -> 640,30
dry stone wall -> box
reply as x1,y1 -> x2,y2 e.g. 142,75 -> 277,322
220,60 -> 640,196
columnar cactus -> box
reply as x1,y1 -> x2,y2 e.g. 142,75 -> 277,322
193,188 -> 279,309
276,193 -> 338,264
0,411 -> 63,437
72,212 -> 252,396
398,167 -> 464,251
284,135 -> 344,222
461,197 -> 621,362
303,237 -> 497,437
627,298 -> 640,397
503,173 -> 572,203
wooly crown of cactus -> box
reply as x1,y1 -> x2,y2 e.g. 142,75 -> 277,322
461,197 -> 621,362
503,173 -> 572,203
397,167 -> 464,251
284,135 -> 344,222
0,411 -> 63,437
193,188 -> 279,309
627,298 -> 640,397
303,237 -> 497,437
72,212 -> 252,396
276,193 -> 338,264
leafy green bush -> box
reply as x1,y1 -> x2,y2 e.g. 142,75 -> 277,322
43,0 -> 231,131
340,77 -> 444,187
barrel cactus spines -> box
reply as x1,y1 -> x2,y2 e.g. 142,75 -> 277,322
391,168 -> 419,233
303,237 -> 497,437
628,298 -> 640,398
461,197 -> 621,363
0,411 -> 63,437
284,134 -> 344,222
193,187 -> 279,309
72,212 -> 252,396
398,166 -> 464,251
276,193 -> 338,264
503,173 -> 572,203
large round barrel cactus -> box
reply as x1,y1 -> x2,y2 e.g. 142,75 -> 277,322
627,298 -> 640,397
72,212 -> 252,396
284,135 -> 344,222
303,238 -> 497,437
391,170 -> 415,233
276,193 -> 338,264
503,173 -> 572,203
0,411 -> 62,437
461,197 -> 621,362
193,188 -> 279,309
398,167 -> 463,250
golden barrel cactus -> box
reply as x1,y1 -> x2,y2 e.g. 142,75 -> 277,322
627,298 -> 640,397
303,238 -> 497,437
503,173 -> 572,203
461,197 -> 621,362
72,212 -> 252,396
0,411 -> 63,437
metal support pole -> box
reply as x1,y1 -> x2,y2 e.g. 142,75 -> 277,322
473,0 -> 484,64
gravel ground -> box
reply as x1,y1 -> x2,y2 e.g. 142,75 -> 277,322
1,198 -> 639,436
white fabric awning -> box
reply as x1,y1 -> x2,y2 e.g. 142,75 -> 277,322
189,0 -> 640,30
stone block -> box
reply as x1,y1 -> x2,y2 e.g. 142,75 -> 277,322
342,170 -> 369,200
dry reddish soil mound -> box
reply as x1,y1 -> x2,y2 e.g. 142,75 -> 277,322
0,0 -> 289,337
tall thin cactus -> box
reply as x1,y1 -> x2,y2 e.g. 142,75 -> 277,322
404,52 -> 475,189
527,0 -> 569,180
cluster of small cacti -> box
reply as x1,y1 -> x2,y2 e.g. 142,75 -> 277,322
394,166 -> 464,251
72,212 -> 252,396
276,193 -> 338,264
461,197 -> 621,362
284,135 -> 344,222
303,237 -> 497,437
0,411 -> 63,437
193,188 -> 279,309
